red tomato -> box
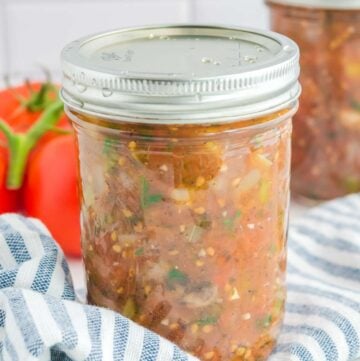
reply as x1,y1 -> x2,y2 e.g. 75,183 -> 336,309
23,135 -> 81,256
0,83 -> 43,127
0,81 -> 71,210
0,82 -> 70,139
0,147 -> 19,213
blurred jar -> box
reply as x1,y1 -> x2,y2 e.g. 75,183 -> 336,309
267,0 -> 360,200
61,25 -> 300,360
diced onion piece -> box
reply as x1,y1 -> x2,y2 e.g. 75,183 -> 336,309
146,261 -> 168,280
186,225 -> 204,243
118,234 -> 138,244
171,188 -> 190,202
236,169 -> 261,193
339,109 -> 360,130
229,287 -> 240,301
83,187 -> 95,205
255,153 -> 273,167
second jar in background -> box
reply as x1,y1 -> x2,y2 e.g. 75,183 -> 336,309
267,0 -> 360,200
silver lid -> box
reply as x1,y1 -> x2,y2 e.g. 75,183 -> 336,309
60,25 -> 300,124
267,0 -> 360,9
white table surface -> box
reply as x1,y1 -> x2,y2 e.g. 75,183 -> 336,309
67,202 -> 310,291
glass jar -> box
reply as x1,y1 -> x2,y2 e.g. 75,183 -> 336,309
267,0 -> 360,200
61,25 -> 300,360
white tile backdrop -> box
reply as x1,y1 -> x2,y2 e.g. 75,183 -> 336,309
0,0 -> 269,78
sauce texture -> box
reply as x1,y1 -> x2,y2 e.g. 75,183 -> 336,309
270,4 -> 360,199
74,111 -> 292,360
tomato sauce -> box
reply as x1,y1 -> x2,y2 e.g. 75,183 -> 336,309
70,110 -> 292,360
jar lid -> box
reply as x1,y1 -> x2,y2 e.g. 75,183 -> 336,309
60,25 -> 300,124
267,0 -> 360,9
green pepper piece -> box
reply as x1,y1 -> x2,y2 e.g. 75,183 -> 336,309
196,315 -> 218,326
122,298 -> 137,319
102,137 -> 114,155
135,247 -> 145,256
343,177 -> 360,193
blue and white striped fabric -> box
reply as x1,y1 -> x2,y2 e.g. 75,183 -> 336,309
269,195 -> 360,361
0,214 -> 198,361
0,195 -> 359,361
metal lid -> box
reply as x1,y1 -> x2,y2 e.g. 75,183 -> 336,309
60,25 -> 300,124
267,0 -> 360,9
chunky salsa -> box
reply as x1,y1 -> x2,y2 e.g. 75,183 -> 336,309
72,109 -> 293,361
269,4 -> 360,200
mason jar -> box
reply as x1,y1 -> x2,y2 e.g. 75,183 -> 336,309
267,0 -> 360,200
61,25 -> 300,360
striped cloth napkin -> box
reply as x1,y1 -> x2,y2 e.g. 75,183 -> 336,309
0,195 -> 359,361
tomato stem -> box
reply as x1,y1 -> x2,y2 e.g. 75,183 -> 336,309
0,120 -> 14,141
6,81 -> 59,121
49,127 -> 72,135
21,82 -> 58,112
0,100 -> 64,189
6,135 -> 33,190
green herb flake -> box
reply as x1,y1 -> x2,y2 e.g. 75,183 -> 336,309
166,142 -> 175,152
223,210 -> 242,232
272,298 -> 284,317
140,176 -> 163,209
103,137 -> 115,155
223,218 -> 233,230
350,100 -> 360,112
147,194 -> 162,203
256,314 -> 272,329
196,315 -> 218,326
135,247 -> 144,256
166,267 -> 189,289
